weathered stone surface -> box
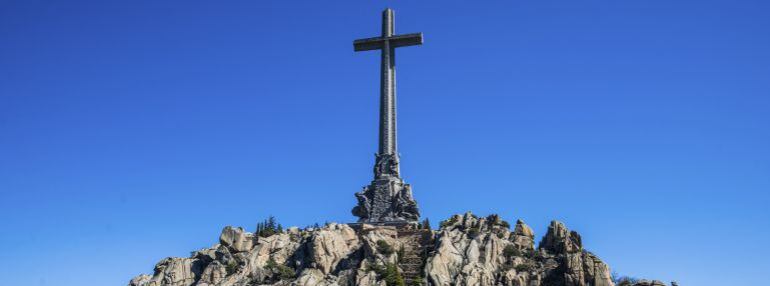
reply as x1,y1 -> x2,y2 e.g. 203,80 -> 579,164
539,220 -> 582,255
426,212 -> 529,286
295,268 -> 328,286
128,213 -> 640,286
139,257 -> 206,286
535,221 -> 615,286
128,274 -> 151,286
195,261 -> 226,286
354,269 -> 383,286
219,226 -> 255,253
511,219 -> 535,251
307,223 -> 360,274
421,212 -> 617,286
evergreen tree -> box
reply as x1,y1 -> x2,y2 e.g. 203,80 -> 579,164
256,216 -> 282,237
421,218 -> 431,230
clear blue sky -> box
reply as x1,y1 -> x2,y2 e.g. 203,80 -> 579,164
1,1 -> 768,285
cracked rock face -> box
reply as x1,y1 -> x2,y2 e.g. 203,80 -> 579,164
422,213 -> 615,286
539,221 -> 582,255
219,226 -> 255,253
128,212 -> 664,286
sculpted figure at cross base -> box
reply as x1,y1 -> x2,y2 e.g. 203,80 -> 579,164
374,153 -> 400,178
351,9 -> 421,224
352,182 -> 419,223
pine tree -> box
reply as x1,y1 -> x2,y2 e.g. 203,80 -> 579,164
256,216 -> 282,237
421,218 -> 431,230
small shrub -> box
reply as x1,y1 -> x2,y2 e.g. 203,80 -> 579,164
409,275 -> 424,286
500,220 -> 511,229
368,263 -> 404,286
381,263 -> 405,286
616,280 -> 633,286
500,264 -> 513,272
467,227 -> 479,238
306,222 -> 321,229
503,245 -> 520,259
613,275 -> 639,286
265,258 -> 295,280
377,240 -> 395,255
439,216 -> 458,228
275,264 -> 295,280
226,260 -> 239,276
420,218 -> 431,230
514,262 -> 535,272
265,258 -> 277,268
526,249 -> 542,260
367,263 -> 385,273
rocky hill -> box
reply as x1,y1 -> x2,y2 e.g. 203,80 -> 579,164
128,212 -> 672,286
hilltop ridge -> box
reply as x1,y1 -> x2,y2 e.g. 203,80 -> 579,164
128,212 -> 673,286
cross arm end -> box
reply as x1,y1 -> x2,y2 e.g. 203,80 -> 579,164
390,33 -> 423,48
353,37 -> 385,52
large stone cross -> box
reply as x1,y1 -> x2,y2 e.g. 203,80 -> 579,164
351,9 -> 422,224
354,8 -> 423,161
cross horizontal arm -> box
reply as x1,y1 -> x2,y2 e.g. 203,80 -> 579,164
353,33 -> 424,52
353,37 -> 385,52
390,33 -> 423,48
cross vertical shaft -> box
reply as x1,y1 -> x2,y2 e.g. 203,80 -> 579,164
354,8 -> 422,179
380,9 -> 396,156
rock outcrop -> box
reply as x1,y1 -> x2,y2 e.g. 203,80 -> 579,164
632,280 -> 668,286
422,213 -> 614,286
129,212 -> 669,286
219,226 -> 255,253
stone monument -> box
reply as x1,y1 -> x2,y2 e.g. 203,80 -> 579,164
128,10 -> 662,286
351,9 -> 421,224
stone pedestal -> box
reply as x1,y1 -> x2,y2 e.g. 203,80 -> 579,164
352,153 -> 419,223
352,176 -> 419,223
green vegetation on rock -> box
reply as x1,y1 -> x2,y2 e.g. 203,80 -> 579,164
376,240 -> 395,255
